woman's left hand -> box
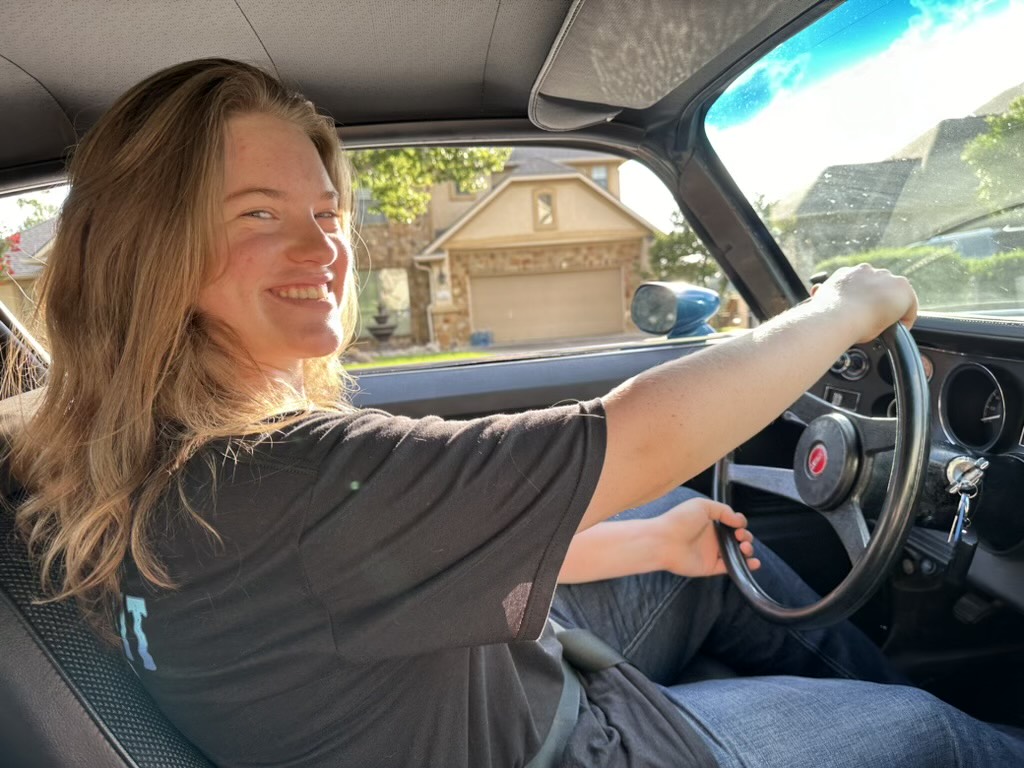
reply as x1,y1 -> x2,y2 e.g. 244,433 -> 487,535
655,497 -> 761,578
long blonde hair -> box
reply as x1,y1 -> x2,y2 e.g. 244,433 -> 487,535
8,59 -> 359,637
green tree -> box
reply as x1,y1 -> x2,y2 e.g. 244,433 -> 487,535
646,210 -> 721,288
15,197 -> 58,230
349,147 -> 512,224
646,196 -> 776,292
962,95 -> 1024,206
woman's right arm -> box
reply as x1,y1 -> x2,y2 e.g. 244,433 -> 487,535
579,265 -> 918,533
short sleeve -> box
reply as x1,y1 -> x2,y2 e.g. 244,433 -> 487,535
297,399 -> 606,660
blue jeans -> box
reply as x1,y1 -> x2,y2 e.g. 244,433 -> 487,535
550,487 -> 1024,767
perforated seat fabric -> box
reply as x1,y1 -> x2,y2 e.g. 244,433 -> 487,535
0,508 -> 213,768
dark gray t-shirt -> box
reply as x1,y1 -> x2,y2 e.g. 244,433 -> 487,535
119,401 -> 715,767
121,402 -> 602,767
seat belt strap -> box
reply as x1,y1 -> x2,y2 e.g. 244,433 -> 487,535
525,620 -> 630,767
524,655 -> 581,768
553,627 -> 627,672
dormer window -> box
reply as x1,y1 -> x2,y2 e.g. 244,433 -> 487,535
533,190 -> 556,230
590,165 -> 609,190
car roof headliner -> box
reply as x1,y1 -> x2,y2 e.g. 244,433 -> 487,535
0,0 -> 824,191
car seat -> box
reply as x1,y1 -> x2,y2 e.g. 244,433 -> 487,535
0,506 -> 214,768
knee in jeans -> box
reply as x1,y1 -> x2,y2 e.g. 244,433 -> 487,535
894,686 -> 960,736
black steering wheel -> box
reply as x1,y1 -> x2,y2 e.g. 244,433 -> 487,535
714,324 -> 930,629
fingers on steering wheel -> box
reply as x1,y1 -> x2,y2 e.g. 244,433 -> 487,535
734,527 -> 753,543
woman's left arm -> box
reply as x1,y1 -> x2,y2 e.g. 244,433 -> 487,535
557,497 -> 760,584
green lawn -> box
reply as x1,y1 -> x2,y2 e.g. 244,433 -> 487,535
346,351 -> 493,370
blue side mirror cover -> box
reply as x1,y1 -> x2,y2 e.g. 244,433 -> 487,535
631,282 -> 720,338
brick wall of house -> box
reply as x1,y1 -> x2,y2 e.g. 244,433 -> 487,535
432,238 -> 647,348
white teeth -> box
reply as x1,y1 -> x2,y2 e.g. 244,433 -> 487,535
273,285 -> 329,300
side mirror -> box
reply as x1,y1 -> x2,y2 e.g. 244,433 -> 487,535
631,282 -> 720,338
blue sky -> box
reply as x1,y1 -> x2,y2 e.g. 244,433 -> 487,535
708,0 -> 1011,131
705,0 -> 1022,203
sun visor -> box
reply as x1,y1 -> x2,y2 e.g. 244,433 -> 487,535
530,0 -> 800,131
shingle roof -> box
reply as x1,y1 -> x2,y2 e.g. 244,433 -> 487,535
793,159 -> 919,217
893,116 -> 989,167
507,146 -> 620,167
6,217 -> 55,279
505,156 -> 578,177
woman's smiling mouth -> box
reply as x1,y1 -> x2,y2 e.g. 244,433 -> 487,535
270,283 -> 332,301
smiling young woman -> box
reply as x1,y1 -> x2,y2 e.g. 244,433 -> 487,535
8,59 -> 359,639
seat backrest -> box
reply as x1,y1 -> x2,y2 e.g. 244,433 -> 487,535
0,508 -> 214,768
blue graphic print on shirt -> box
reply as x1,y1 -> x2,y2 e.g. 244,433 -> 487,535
119,594 -> 156,671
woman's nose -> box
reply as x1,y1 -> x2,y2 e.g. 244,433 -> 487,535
287,219 -> 339,265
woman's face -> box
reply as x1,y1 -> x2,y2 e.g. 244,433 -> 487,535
198,112 -> 349,382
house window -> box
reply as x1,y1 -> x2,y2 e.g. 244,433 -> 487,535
590,165 -> 609,190
355,188 -> 387,225
358,268 -> 411,338
533,190 -> 556,230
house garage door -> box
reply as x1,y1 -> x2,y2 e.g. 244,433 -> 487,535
470,269 -> 623,343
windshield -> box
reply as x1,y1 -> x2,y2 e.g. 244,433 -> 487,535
706,0 -> 1024,318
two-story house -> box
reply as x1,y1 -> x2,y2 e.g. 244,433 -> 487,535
353,147 -> 659,349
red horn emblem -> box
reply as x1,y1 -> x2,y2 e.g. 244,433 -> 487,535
808,443 -> 828,477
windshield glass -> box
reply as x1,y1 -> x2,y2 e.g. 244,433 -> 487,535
706,0 -> 1024,318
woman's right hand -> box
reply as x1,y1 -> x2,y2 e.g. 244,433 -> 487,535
810,264 -> 919,344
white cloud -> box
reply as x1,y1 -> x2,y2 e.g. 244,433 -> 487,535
707,2 -> 1024,204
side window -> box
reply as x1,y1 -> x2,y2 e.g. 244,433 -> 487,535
0,186 -> 67,337
347,147 -> 747,371
1,167 -> 744,375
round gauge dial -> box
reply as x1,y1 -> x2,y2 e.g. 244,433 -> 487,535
941,364 -> 1009,450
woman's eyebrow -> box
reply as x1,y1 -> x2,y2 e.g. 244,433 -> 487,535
224,187 -> 339,203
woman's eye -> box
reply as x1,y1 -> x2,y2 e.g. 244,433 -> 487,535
316,210 -> 340,220
242,210 -> 273,220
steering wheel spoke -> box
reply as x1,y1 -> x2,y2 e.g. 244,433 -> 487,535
725,463 -> 803,505
852,415 -> 898,455
819,499 -> 870,565
784,390 -> 843,426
